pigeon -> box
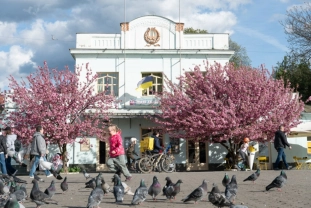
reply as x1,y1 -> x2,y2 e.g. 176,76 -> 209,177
19,184 -> 28,199
111,174 -> 133,195
121,181 -> 134,195
266,170 -> 287,191
208,183 -> 231,207
131,179 -> 148,205
30,179 -> 58,208
4,193 -> 21,208
165,179 -> 183,201
0,197 -> 9,208
12,176 -> 27,184
181,186 -> 204,204
222,172 -> 230,187
225,175 -> 238,203
34,173 -> 44,182
0,180 -> 10,195
85,178 -> 96,190
148,176 -> 162,200
86,195 -> 99,208
100,177 -> 111,195
44,180 -> 56,198
243,169 -> 260,183
83,169 -> 91,180
162,176 -> 173,196
12,189 -> 27,203
60,177 -> 68,193
113,174 -> 124,203
199,179 -> 208,200
87,173 -> 104,208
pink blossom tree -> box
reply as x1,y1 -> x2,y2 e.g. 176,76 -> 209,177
153,62 -> 304,164
3,62 -> 115,172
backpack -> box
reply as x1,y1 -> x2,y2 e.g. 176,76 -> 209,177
15,139 -> 22,152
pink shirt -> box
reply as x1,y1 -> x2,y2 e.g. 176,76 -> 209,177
108,132 -> 125,158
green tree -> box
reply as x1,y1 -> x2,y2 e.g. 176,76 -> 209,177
274,55 -> 311,101
184,28 -> 251,67
281,2 -> 311,59
184,27 -> 208,34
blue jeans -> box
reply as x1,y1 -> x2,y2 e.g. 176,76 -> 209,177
0,153 -> 7,174
274,148 -> 289,169
5,156 -> 16,175
29,155 -> 51,177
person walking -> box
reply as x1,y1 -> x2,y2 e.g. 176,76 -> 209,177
106,124 -> 132,181
29,125 -> 53,178
4,127 -> 20,176
126,137 -> 138,170
274,125 -> 292,170
0,128 -> 8,174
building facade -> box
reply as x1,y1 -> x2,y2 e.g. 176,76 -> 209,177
69,15 -> 234,171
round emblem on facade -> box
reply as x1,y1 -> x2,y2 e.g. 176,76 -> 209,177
144,27 -> 160,46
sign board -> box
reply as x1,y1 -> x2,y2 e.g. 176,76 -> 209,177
127,97 -> 160,108
80,138 -> 90,151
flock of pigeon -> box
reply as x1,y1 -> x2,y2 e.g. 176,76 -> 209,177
0,168 -> 288,208
82,168 -> 288,208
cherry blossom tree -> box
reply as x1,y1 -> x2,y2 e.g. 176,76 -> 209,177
153,62 -> 304,164
2,62 -> 115,172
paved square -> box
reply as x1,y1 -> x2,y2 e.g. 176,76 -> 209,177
17,169 -> 310,207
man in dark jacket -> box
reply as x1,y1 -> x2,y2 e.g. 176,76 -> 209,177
0,128 -> 8,174
151,131 -> 163,154
274,125 -> 292,170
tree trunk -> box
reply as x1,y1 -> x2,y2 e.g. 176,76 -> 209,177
58,143 -> 69,174
220,138 -> 241,167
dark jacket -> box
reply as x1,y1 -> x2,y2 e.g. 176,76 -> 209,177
0,135 -> 7,154
274,130 -> 290,150
126,143 -> 138,157
152,135 -> 163,153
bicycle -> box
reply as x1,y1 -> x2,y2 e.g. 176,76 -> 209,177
138,147 -> 175,173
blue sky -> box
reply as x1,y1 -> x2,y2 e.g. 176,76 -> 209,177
0,0 -> 306,90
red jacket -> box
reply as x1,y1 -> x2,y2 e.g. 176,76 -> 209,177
109,132 -> 125,158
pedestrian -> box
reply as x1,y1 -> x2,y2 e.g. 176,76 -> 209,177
51,153 -> 63,174
106,124 -> 132,181
239,137 -> 250,169
151,131 -> 163,154
126,137 -> 138,170
29,125 -> 53,178
274,125 -> 292,170
4,127 -> 27,176
0,128 -> 8,174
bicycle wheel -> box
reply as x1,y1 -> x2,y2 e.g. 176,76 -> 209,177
138,157 -> 153,173
161,156 -> 176,173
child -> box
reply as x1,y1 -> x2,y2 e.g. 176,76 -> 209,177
51,153 -> 63,174
239,137 -> 249,169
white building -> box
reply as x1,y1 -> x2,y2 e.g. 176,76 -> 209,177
69,15 -> 234,171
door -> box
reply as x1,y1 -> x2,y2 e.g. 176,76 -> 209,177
186,140 -> 208,171
96,139 -> 110,171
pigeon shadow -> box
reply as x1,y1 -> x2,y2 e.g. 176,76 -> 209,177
249,190 -> 267,192
66,206 -> 85,208
146,199 -> 168,202
105,202 -> 132,206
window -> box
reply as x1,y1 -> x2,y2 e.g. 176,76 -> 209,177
307,137 -> 311,154
141,73 -> 163,96
97,72 -> 118,96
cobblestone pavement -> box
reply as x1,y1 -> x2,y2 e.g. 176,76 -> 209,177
16,169 -> 311,208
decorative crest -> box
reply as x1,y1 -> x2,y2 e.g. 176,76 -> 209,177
144,27 -> 160,47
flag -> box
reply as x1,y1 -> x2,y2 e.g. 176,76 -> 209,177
136,76 -> 153,90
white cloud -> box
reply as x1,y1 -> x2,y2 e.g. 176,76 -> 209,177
0,22 -> 17,45
0,45 -> 35,90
